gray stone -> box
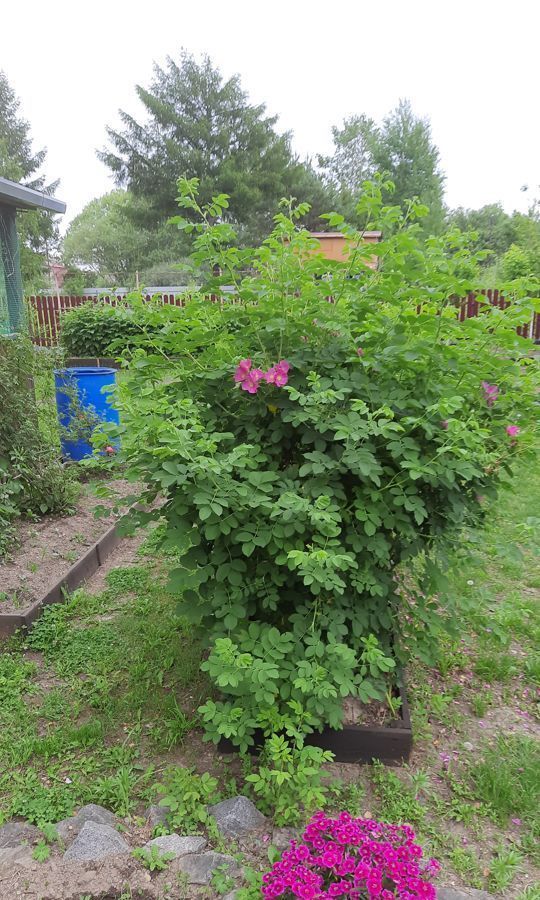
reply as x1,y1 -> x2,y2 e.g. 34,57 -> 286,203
272,826 -> 300,852
63,821 -> 130,862
56,803 -> 116,843
438,889 -> 495,900
208,795 -> 266,839
143,834 -> 207,858
0,846 -> 34,867
145,804 -> 170,828
177,851 -> 241,885
462,742 -> 474,751
223,892 -> 241,900
0,821 -> 41,849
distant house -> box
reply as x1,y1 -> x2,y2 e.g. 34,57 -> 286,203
309,232 -> 382,269
0,176 -> 66,333
48,262 -> 69,292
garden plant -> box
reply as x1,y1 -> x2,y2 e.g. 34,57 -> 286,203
0,335 -> 76,556
261,810 -> 440,899
107,176 -> 538,809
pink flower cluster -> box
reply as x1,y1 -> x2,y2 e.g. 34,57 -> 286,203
234,358 -> 290,394
506,425 -> 520,438
262,811 -> 439,899
481,382 -> 499,407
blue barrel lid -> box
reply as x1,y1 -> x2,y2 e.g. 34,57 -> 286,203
54,367 -> 117,376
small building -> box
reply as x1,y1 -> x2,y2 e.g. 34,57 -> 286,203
0,176 -> 66,333
309,231 -> 382,269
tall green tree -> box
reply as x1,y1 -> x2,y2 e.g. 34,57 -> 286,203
446,204 -> 517,264
319,114 -> 377,218
0,71 -> 59,288
63,191 -> 190,286
321,99 -> 445,233
99,51 -> 331,243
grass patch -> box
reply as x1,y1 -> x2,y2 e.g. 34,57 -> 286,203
0,553 -> 206,826
468,735 -> 540,829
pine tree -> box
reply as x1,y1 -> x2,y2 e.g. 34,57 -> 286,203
99,52 -> 331,243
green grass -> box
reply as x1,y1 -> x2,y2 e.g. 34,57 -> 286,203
0,556 -> 205,826
0,461 -> 538,896
468,735 -> 540,829
371,462 -> 540,891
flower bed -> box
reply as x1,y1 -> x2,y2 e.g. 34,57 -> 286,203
0,479 -> 136,638
262,811 -> 439,899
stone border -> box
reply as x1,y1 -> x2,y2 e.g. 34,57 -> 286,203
0,520 -> 122,639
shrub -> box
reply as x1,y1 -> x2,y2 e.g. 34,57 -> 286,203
500,244 -> 533,281
113,177 -> 538,750
0,336 -> 76,555
60,302 -> 148,357
261,810 -> 440,899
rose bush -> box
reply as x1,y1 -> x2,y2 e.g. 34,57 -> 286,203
110,176 -> 538,752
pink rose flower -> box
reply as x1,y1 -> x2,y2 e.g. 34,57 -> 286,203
241,368 -> 264,394
264,360 -> 291,387
481,381 -> 499,407
234,358 -> 252,383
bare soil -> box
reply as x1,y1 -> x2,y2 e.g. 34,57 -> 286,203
342,696 -> 399,727
0,851 -> 212,899
0,479 -> 138,615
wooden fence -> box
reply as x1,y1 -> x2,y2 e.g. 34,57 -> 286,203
25,289 -> 540,347
456,289 -> 539,340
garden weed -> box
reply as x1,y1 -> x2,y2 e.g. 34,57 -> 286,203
488,846 -> 523,892
32,841 -> 51,862
514,886 -> 540,900
370,761 -> 425,827
470,692 -> 493,717
133,845 -> 174,871
211,863 -> 236,895
448,847 -> 483,888
473,652 -> 518,682
152,768 -> 221,834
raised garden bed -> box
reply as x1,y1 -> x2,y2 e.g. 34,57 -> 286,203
0,479 -> 134,639
65,357 -> 120,369
219,674 -> 412,764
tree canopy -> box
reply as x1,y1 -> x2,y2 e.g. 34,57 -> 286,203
446,204 -> 517,263
446,201 -> 540,279
0,71 -> 59,288
321,100 -> 445,233
99,52 -> 331,243
63,190 -> 191,287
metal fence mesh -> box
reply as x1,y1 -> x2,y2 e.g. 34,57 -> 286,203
0,203 -> 24,333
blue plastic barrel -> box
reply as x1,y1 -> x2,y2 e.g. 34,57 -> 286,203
54,367 -> 119,461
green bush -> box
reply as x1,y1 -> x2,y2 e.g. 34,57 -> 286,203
112,177 -> 538,752
60,302 -> 146,358
0,336 -> 77,556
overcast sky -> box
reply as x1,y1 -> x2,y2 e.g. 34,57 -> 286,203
3,0 -> 538,227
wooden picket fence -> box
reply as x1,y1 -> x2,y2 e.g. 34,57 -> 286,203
25,289 -> 540,347
456,289 -> 539,340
